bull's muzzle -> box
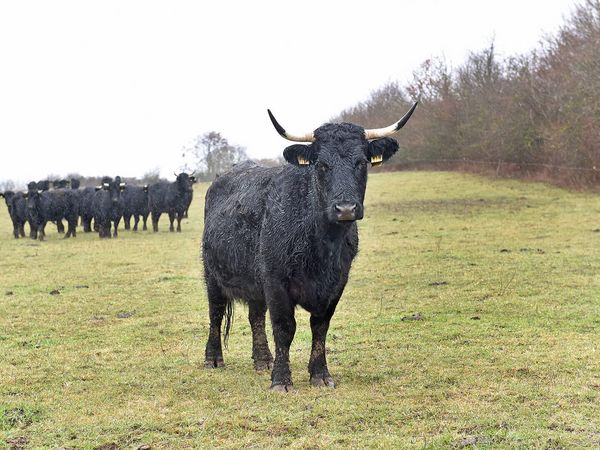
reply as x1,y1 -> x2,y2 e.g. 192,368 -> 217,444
333,203 -> 363,222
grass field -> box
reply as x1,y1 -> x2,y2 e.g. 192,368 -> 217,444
0,171 -> 599,449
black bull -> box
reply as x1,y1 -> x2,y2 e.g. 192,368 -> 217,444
202,103 -> 417,391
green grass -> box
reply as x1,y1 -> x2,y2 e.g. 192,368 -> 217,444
0,171 -> 599,449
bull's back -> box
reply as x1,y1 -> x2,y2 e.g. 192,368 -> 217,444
202,162 -> 282,296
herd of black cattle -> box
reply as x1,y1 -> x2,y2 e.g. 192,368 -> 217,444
0,172 -> 196,240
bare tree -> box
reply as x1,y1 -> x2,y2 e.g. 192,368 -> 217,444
182,131 -> 248,181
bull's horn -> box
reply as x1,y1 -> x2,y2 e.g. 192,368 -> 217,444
267,109 -> 315,143
364,102 -> 418,140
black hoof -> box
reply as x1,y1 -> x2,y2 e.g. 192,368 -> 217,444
270,383 -> 294,392
253,359 -> 274,371
204,357 -> 224,368
310,374 -> 336,388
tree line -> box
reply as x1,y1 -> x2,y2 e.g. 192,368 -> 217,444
334,0 -> 600,188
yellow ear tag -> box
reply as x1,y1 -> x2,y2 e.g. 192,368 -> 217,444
370,155 -> 383,166
297,156 -> 310,166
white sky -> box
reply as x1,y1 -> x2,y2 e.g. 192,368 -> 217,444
0,0 -> 579,185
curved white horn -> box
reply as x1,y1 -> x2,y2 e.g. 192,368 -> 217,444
364,102 -> 418,140
267,110 -> 315,143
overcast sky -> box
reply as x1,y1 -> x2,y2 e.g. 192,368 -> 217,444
0,0 -> 579,185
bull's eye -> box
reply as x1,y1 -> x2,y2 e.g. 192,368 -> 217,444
355,160 -> 367,170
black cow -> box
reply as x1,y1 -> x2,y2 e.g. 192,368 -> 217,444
182,175 -> 196,218
122,185 -> 149,231
33,180 -> 65,233
37,180 -> 50,191
1,191 -> 27,238
79,186 -> 97,232
92,177 -> 126,238
26,182 -> 79,240
147,173 -> 193,232
202,103 -> 417,391
52,179 -> 70,189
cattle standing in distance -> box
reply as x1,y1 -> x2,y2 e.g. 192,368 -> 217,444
202,102 -> 418,391
182,175 -> 196,219
147,172 -> 194,232
0,191 -> 27,238
121,184 -> 150,231
79,185 -> 97,233
92,176 -> 126,238
26,181 -> 79,241
33,180 -> 65,234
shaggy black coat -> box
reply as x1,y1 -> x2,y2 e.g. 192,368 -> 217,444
121,185 -> 149,231
147,173 -> 193,232
92,177 -> 125,238
202,122 -> 400,391
26,184 -> 79,240
1,191 -> 27,238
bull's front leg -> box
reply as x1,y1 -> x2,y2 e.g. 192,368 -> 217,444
168,211 -> 175,232
38,222 -> 46,241
113,217 -> 120,238
308,296 -> 340,388
266,286 -> 296,392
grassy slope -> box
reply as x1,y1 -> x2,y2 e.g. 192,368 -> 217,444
0,172 -> 598,449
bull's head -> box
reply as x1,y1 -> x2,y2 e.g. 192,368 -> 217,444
268,102 -> 417,223
175,173 -> 194,192
1,191 -> 15,211
25,183 -> 45,221
97,178 -> 124,203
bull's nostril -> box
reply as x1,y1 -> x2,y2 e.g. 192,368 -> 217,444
334,203 -> 358,221
335,203 -> 357,212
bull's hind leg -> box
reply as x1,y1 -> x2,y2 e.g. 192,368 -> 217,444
204,278 -> 227,368
168,212 -> 175,232
308,297 -> 340,388
248,300 -> 273,371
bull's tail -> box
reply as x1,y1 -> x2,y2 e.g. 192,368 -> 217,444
223,298 -> 234,349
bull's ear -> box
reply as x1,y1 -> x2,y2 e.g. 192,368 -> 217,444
366,137 -> 399,167
283,144 -> 317,166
